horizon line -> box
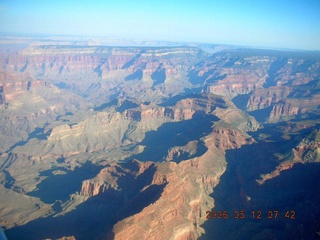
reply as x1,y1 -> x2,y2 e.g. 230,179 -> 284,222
1,32 -> 320,53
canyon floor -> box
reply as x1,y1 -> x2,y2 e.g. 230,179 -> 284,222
0,36 -> 319,240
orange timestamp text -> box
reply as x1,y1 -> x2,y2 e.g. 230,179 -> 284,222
206,210 -> 296,220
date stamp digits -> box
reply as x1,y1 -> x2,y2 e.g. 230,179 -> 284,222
206,210 -> 296,220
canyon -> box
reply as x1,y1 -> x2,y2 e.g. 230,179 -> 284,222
0,37 -> 319,240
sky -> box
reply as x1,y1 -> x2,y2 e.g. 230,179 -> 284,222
0,0 -> 320,50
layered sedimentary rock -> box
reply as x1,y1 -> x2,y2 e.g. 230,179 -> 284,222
207,68 -> 267,99
247,93 -> 320,123
245,86 -> 293,111
0,71 -> 46,104
0,45 -> 206,104
125,94 -> 223,122
244,84 -> 320,123
80,160 -> 156,197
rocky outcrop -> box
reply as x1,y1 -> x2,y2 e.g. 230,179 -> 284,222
210,128 -> 255,149
124,94 -> 227,122
124,104 -> 196,121
267,95 -> 320,123
242,85 -> 320,123
165,140 -> 200,162
207,68 -> 267,99
0,71 -> 49,104
80,160 -> 156,197
245,86 -> 292,111
269,102 -> 300,120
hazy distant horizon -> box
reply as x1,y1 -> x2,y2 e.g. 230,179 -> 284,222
0,0 -> 320,51
1,32 -> 320,54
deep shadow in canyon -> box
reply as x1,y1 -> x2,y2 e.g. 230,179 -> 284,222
200,128 -> 320,240
128,113 -> 219,162
27,162 -> 104,204
6,192 -> 120,240
6,160 -> 167,240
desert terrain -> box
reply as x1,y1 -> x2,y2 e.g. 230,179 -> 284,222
0,37 -> 319,240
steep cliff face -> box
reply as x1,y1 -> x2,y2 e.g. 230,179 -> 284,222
243,84 -> 320,123
80,160 -> 156,197
209,128 -> 255,149
208,68 -> 267,99
248,94 -> 320,123
124,102 -> 199,122
245,87 -> 292,111
5,46 -> 136,76
0,72 -> 46,104
268,102 -> 300,122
